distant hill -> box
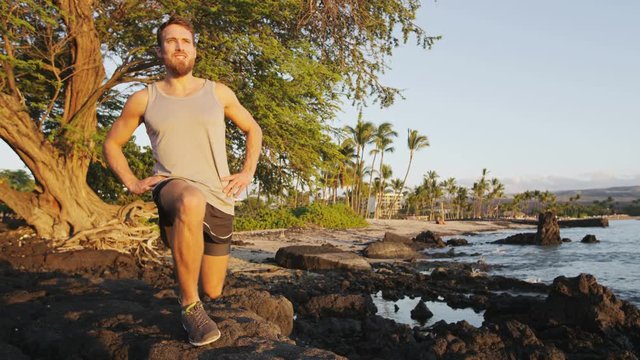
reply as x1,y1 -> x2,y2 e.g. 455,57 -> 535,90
553,186 -> 640,203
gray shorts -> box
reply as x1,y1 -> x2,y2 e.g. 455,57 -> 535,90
152,178 -> 233,256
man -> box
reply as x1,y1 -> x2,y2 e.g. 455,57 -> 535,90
103,15 -> 262,346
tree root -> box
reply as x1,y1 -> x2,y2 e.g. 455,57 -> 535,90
54,201 -> 166,265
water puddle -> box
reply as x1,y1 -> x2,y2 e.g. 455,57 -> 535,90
371,291 -> 485,328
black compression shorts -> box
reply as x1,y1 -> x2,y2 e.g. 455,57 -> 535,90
152,178 -> 233,256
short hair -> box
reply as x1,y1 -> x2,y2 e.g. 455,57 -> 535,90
156,15 -> 195,47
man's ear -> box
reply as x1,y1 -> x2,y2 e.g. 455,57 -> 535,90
155,46 -> 162,58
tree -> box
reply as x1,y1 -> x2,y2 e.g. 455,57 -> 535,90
390,128 -> 429,214
344,119 -> 375,212
0,169 -> 35,192
443,177 -> 457,220
486,178 -> 505,218
372,122 -> 396,218
375,164 -> 393,217
0,1 -> 435,241
424,170 -> 439,221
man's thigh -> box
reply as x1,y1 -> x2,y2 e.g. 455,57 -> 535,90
152,178 -> 206,249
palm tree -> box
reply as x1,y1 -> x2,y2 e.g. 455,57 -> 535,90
423,170 -> 440,221
453,187 -> 469,219
336,139 -> 356,205
443,177 -> 457,220
344,119 -> 376,212
375,164 -> 393,217
373,123 -> 397,218
487,178 -> 505,218
473,168 -> 490,218
364,147 -> 380,216
390,129 -> 429,214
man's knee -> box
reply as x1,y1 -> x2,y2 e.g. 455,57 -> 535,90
175,189 -> 206,222
203,285 -> 223,300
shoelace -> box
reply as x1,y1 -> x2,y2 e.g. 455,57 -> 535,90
185,302 -> 210,329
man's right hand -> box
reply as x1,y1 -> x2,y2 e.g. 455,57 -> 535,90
126,175 -> 167,195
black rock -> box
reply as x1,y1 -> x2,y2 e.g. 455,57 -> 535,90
581,234 -> 599,243
447,238 -> 469,247
413,231 -> 445,248
535,212 -> 561,245
410,300 -> 433,323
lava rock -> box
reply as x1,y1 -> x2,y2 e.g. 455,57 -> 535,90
535,212 -> 562,245
446,238 -> 469,247
363,241 -> 418,259
581,234 -> 599,243
410,300 -> 434,323
382,232 -> 412,244
275,245 -> 371,272
413,231 -> 445,248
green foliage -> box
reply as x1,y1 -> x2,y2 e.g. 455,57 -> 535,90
2,0 -> 435,210
296,203 -> 368,229
87,136 -> 156,204
622,199 -> 640,216
234,199 -> 367,231
234,207 -> 304,232
0,169 -> 35,192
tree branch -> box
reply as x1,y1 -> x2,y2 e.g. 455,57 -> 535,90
0,93 -> 59,174
0,180 -> 35,220
1,33 -> 25,103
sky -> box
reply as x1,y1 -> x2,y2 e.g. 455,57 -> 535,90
1,0 -> 639,193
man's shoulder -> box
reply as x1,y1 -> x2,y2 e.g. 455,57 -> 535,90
130,87 -> 150,101
212,81 -> 236,106
122,87 -> 150,116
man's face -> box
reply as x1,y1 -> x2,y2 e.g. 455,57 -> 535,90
158,24 -> 196,76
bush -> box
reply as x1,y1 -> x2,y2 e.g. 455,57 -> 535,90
296,203 -> 368,229
234,207 -> 304,232
234,201 -> 367,231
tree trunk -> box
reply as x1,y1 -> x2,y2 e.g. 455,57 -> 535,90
0,0 -> 117,240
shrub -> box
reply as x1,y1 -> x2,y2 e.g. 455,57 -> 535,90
297,203 -> 368,229
234,207 -> 303,231
233,201 -> 367,231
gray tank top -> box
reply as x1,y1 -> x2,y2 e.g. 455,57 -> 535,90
144,80 -> 234,215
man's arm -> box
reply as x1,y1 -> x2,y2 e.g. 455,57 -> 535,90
103,89 -> 163,194
214,83 -> 262,198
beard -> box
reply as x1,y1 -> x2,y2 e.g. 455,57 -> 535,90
164,54 -> 195,76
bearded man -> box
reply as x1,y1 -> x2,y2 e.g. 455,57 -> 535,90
104,15 -> 262,346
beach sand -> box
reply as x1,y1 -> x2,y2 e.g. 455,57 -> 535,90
228,219 -> 534,270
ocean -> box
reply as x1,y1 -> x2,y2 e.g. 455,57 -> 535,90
372,219 -> 640,328
440,219 -> 640,306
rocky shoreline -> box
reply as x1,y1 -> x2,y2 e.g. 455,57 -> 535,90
1,221 -> 639,359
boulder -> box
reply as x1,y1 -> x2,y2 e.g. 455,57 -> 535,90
410,300 -> 434,323
275,245 -> 371,272
223,288 -> 295,336
446,238 -> 469,247
535,212 -> 561,245
581,234 -> 599,243
301,294 -> 377,319
363,241 -> 418,259
382,232 -> 412,244
541,273 -> 631,332
492,233 -> 537,245
494,212 -> 561,246
413,231 -> 446,248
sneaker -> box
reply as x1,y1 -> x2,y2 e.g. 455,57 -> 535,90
181,301 -> 221,346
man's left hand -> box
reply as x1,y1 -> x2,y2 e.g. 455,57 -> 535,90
222,171 -> 253,198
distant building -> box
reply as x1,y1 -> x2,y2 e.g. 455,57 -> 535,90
367,192 -> 406,218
